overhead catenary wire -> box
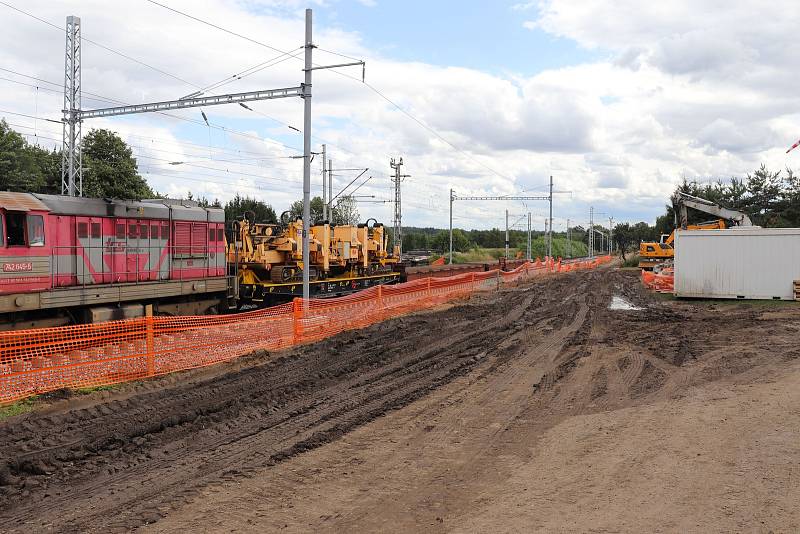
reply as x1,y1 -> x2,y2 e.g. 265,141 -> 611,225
141,0 -> 514,186
0,63 -> 306,155
144,0 -> 297,56
196,48 -> 304,96
5,2 -> 516,226
0,15 -> 386,187
0,1 -> 201,90
8,131 -> 309,198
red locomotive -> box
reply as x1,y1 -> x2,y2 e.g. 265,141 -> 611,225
0,192 -> 229,329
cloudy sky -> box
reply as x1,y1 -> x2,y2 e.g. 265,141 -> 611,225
0,0 -> 797,231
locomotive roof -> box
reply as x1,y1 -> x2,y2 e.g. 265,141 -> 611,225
0,192 -> 223,222
0,191 -> 50,211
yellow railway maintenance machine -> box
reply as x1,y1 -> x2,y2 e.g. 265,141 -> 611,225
228,215 -> 400,305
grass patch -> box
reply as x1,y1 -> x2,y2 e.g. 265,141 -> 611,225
0,397 -> 37,420
621,255 -> 641,268
447,238 -> 589,265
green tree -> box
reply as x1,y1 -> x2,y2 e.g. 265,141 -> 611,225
431,228 -> 473,252
288,196 -> 325,223
0,120 -> 54,192
612,222 -> 633,259
224,194 -> 277,223
331,195 -> 360,225
82,129 -> 153,199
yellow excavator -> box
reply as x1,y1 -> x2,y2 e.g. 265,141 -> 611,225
639,193 -> 753,270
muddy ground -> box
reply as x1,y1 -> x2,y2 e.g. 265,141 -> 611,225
1,268 -> 798,532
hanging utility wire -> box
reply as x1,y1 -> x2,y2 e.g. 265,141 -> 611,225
141,2 -> 508,186
0,1 -> 201,90
145,0 -> 301,56
193,48 -> 304,97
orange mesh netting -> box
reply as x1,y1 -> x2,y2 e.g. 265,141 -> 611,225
641,268 -> 674,293
0,256 -> 612,404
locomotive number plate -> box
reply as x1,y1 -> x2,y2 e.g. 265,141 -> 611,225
2,262 -> 33,272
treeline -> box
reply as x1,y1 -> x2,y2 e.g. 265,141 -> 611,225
403,226 -> 552,252
0,120 -> 359,226
613,164 -> 800,258
654,164 -> 800,233
0,121 -> 154,199
402,226 -> 595,256
7,120 -> 797,256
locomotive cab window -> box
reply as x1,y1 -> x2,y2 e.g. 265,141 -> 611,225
6,212 -> 26,246
27,215 -> 44,246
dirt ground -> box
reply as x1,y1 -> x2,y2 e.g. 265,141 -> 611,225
1,268 -> 799,533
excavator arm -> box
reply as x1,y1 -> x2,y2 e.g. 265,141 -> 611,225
639,194 -> 751,270
674,192 -> 753,228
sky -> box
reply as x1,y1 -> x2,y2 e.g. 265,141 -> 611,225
0,0 -> 798,232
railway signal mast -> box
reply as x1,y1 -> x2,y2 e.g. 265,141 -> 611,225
60,9 -> 363,302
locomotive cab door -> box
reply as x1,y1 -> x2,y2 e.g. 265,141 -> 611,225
0,210 -> 50,293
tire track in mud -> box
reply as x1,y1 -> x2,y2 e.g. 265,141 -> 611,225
327,275 -> 596,530
0,277 -> 550,533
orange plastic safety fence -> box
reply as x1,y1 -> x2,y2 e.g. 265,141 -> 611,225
641,268 -> 674,293
0,256 -> 612,404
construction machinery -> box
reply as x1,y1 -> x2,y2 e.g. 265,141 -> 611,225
229,213 -> 400,304
639,192 -> 753,269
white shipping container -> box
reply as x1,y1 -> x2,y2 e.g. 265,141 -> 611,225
674,227 -> 800,300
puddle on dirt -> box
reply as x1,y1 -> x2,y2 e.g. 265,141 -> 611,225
609,296 -> 642,311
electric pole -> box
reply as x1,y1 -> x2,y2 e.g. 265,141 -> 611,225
566,219 -> 571,259
505,209 -> 510,260
62,15 -> 81,196
321,144 -> 327,220
449,188 -> 454,264
527,212 -> 532,261
608,216 -> 614,254
544,218 -> 549,259
390,157 -> 409,256
328,158 -> 333,220
300,9 -> 314,302
589,206 -> 594,258
548,175 -> 553,259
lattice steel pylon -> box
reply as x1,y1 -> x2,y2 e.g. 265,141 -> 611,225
390,157 -> 409,255
62,15 -> 82,196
